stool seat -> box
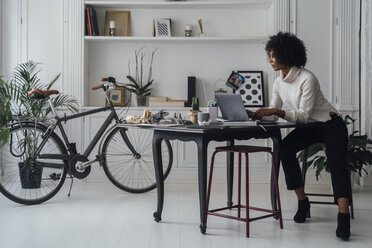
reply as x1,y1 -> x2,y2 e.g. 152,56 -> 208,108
216,145 -> 272,153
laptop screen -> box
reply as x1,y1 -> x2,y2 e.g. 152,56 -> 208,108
215,94 -> 249,121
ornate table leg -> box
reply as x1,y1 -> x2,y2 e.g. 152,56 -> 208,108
226,140 -> 235,208
270,130 -> 282,215
196,137 -> 208,234
153,132 -> 164,222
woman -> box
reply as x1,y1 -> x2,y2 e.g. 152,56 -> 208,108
250,32 -> 352,241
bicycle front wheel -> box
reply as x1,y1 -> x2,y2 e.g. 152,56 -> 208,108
0,123 -> 67,205
101,127 -> 173,193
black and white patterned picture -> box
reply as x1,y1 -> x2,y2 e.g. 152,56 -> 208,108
234,71 -> 265,107
155,19 -> 171,37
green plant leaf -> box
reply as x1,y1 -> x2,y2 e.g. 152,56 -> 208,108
306,143 -> 325,159
349,135 -> 368,149
127,75 -> 138,85
313,156 -> 326,181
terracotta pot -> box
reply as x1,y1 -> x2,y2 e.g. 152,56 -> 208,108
188,110 -> 200,124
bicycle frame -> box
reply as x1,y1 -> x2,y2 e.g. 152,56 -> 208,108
29,92 -> 137,162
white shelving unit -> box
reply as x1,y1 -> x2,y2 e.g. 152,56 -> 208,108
84,36 -> 267,43
85,1 -> 273,9
82,0 -> 273,107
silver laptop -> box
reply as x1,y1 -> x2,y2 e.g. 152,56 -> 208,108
215,94 -> 256,126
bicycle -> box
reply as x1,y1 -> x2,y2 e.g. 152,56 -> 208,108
0,77 -> 173,205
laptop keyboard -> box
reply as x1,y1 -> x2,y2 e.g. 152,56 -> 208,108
223,121 -> 257,126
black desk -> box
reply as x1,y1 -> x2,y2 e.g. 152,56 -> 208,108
150,122 -> 318,234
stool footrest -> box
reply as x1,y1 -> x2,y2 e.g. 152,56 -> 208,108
215,145 -> 272,153
208,204 -> 280,221
309,201 -> 335,205
208,211 -> 278,223
208,205 -> 279,215
306,193 -> 334,197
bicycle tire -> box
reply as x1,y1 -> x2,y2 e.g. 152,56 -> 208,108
101,127 -> 173,193
0,122 -> 68,205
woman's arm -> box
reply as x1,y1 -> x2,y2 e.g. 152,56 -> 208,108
252,81 -> 284,120
246,109 -> 255,118
253,108 -> 285,120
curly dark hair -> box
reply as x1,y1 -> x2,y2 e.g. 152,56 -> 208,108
265,32 -> 307,67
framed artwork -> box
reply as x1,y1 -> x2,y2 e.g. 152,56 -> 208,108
106,87 -> 125,107
226,71 -> 245,90
104,10 -> 130,36
233,71 -> 265,107
155,18 -> 172,37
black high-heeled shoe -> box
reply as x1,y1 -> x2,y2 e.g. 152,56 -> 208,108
293,197 -> 310,223
336,212 -> 350,241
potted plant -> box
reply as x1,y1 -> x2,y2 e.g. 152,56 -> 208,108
188,97 -> 200,124
297,115 -> 372,185
1,61 -> 79,188
5,61 -> 78,118
126,47 -> 158,107
0,76 -> 12,148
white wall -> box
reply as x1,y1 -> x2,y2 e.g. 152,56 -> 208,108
22,0 -> 64,91
1,0 -> 21,78
294,0 -> 333,102
361,0 -> 372,186
0,0 -> 2,75
1,0 -> 362,185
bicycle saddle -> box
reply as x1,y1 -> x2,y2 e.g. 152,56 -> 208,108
28,88 -> 59,99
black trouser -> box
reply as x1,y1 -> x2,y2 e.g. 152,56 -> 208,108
280,114 -> 351,203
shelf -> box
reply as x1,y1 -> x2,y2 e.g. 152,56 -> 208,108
84,36 -> 267,43
84,1 -> 273,9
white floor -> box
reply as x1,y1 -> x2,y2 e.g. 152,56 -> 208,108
0,181 -> 371,248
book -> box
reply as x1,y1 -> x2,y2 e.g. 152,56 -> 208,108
85,8 -> 88,35
149,96 -> 167,102
86,8 -> 93,36
91,8 -> 99,36
167,99 -> 187,103
149,101 -> 185,107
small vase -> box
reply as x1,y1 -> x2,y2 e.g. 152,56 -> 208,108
188,110 -> 200,124
136,95 -> 147,107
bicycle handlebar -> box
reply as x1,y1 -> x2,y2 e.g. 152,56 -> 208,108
92,77 -> 120,91
92,84 -> 104,90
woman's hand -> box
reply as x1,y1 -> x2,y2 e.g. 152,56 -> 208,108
253,108 -> 282,120
246,109 -> 255,118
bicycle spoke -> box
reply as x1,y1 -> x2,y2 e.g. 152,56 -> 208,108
0,124 -> 66,204
102,127 -> 172,193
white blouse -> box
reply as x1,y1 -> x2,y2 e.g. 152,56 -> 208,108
268,66 -> 337,123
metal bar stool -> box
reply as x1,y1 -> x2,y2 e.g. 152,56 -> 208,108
206,145 -> 283,237
301,147 -> 355,219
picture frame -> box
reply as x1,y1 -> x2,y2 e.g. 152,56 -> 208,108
104,10 -> 130,36
226,71 -> 245,90
106,87 -> 125,107
233,71 -> 265,107
155,18 -> 172,37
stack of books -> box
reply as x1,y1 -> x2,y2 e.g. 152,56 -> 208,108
85,7 -> 99,36
148,97 -> 187,107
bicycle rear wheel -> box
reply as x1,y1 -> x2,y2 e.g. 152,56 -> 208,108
0,123 -> 67,205
101,127 -> 173,193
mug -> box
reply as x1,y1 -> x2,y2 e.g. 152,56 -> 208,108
198,112 -> 210,125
